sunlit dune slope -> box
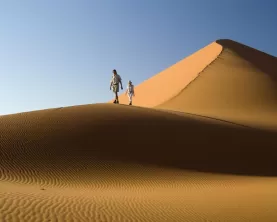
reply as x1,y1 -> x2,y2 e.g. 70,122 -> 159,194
1,104 -> 277,221
157,39 -> 277,130
114,41 -> 223,106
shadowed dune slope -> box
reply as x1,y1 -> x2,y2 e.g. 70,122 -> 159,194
1,103 -> 277,179
156,39 -> 277,130
114,41 -> 222,106
1,104 -> 277,221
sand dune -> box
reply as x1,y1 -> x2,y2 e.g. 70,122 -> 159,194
116,39 -> 277,130
1,103 -> 277,221
1,39 -> 277,221
157,39 -> 277,130
114,41 -> 222,106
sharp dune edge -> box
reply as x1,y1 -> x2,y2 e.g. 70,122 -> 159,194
157,39 -> 277,130
116,39 -> 277,130
115,40 -> 223,107
1,40 -> 277,222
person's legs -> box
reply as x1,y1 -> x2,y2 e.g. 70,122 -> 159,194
115,92 -> 119,103
128,93 -> 133,105
112,85 -> 119,103
112,88 -> 117,103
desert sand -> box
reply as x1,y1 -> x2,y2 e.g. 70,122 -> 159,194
157,39 -> 277,130
1,39 -> 277,221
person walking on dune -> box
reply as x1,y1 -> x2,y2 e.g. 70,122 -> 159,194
125,80 -> 135,105
110,69 -> 123,104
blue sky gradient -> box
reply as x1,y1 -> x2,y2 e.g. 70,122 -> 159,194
0,0 -> 276,115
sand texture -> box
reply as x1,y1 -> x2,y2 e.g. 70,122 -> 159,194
1,39 -> 277,221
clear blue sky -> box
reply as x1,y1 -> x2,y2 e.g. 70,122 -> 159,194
1,0 -> 276,115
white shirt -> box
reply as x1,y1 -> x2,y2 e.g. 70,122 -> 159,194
111,74 -> 121,85
126,84 -> 134,94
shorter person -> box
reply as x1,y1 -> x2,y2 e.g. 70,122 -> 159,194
125,80 -> 135,105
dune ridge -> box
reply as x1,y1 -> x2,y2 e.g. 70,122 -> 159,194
157,39 -> 277,130
1,39 -> 277,221
114,41 -> 223,106
114,39 -> 277,130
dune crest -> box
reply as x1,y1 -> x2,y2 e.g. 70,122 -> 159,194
111,39 -> 277,130
157,39 -> 277,130
114,41 -> 223,106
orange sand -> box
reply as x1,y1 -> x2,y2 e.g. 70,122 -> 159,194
1,39 -> 277,221
115,39 -> 277,130
115,41 -> 223,107
157,39 -> 277,130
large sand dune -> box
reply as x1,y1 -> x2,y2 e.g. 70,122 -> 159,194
1,39 -> 277,221
157,39 -> 277,130
115,41 -> 223,107
116,39 -> 277,130
1,104 -> 277,221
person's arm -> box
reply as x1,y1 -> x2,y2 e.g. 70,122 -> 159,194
120,78 -> 123,90
110,80 -> 112,90
133,88 -> 135,96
